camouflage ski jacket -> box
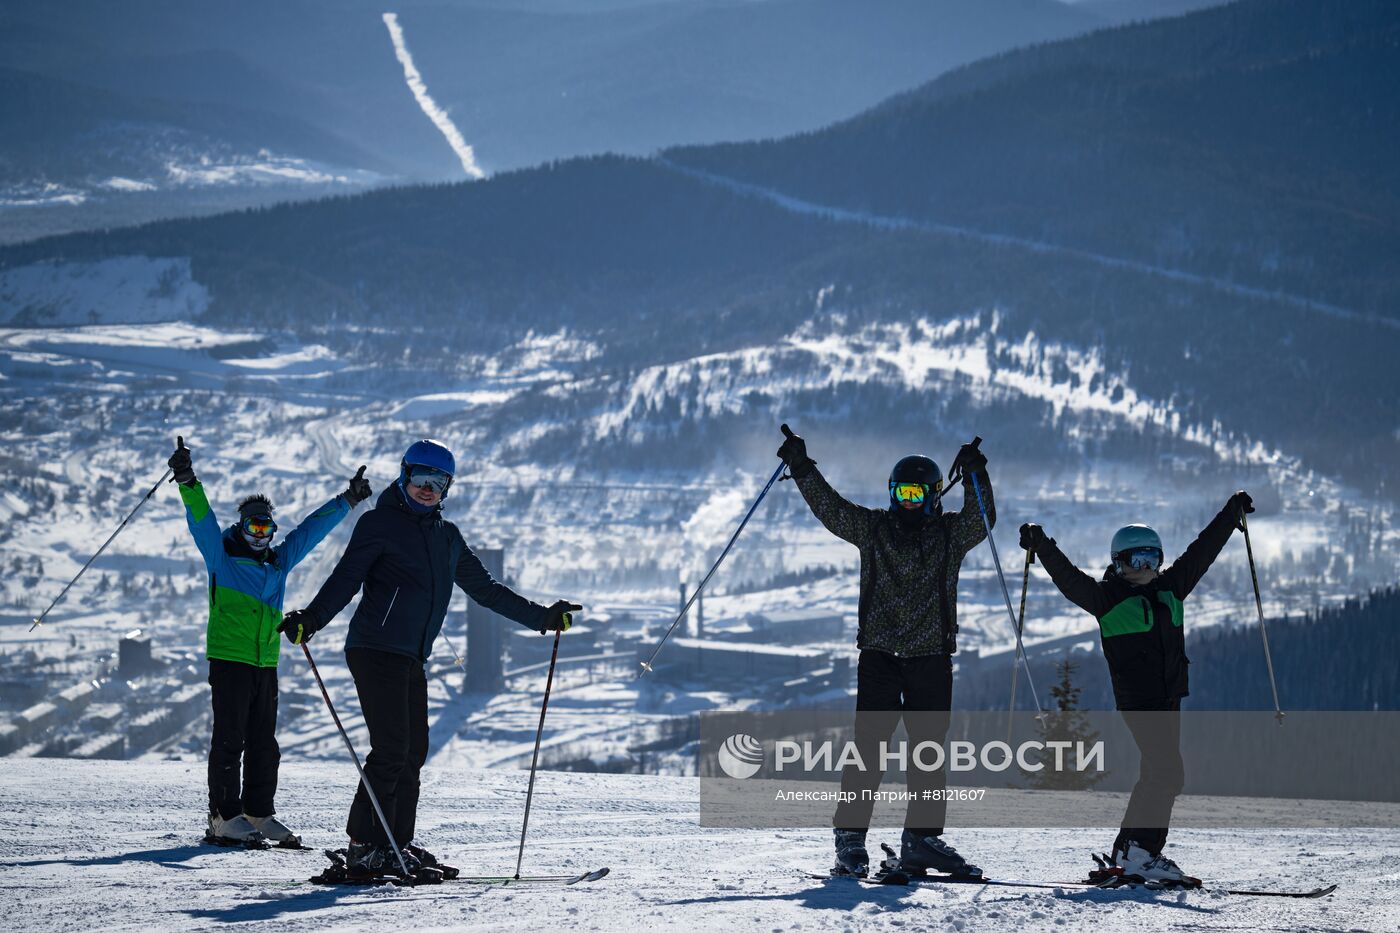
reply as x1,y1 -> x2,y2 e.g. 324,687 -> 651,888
794,468 -> 992,657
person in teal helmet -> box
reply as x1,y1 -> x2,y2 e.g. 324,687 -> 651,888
1019,491 -> 1254,885
281,439 -> 580,879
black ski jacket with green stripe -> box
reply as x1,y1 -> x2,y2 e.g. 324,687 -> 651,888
1030,501 -> 1239,710
794,467 -> 992,657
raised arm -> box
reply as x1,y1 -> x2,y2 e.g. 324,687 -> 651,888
178,481 -> 225,569
1162,491 -> 1252,600
453,535 -> 549,632
777,424 -> 874,546
947,459 -> 992,556
300,511 -> 386,630
1020,523 -> 1113,618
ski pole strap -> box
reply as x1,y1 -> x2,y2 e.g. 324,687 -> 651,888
301,643 -> 413,877
1240,513 -> 1285,725
516,627 -> 563,879
969,471 -> 1045,718
30,467 -> 173,632
640,461 -> 785,674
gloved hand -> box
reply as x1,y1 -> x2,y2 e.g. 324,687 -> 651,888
1230,489 -> 1254,528
168,435 -> 196,486
344,465 -> 372,506
776,423 -> 816,479
952,440 -> 987,481
1019,522 -> 1048,552
542,600 -> 582,633
277,609 -> 315,645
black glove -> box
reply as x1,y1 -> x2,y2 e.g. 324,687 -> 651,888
277,609 -> 316,645
776,423 -> 816,479
344,465 -> 372,506
952,440 -> 987,481
168,435 -> 196,486
1019,522 -> 1048,553
542,600 -> 582,633
1230,489 -> 1254,528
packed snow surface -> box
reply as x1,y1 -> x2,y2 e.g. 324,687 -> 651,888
1,758 -> 1392,932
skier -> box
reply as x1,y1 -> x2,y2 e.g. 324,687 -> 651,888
1018,490 -> 1254,884
169,435 -> 370,847
278,439 -> 581,879
776,424 -> 991,879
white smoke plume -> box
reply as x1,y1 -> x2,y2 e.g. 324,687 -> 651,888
382,12 -> 485,180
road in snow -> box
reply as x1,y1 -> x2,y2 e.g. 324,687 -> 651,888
1,758 -> 1393,932
658,160 -> 1400,334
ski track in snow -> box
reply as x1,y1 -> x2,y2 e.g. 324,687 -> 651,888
658,159 -> 1399,333
0,758 -> 1391,932
382,12 -> 485,179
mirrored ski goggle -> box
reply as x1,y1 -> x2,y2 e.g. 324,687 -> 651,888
241,516 -> 277,538
1116,547 -> 1163,571
890,482 -> 934,505
406,465 -> 452,494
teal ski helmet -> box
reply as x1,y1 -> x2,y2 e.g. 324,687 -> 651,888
1111,524 -> 1164,573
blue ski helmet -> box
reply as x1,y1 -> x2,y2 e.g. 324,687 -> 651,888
400,439 -> 456,497
888,455 -> 944,516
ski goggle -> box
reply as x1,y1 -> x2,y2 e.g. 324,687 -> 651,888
406,465 -> 452,494
1116,547 -> 1163,572
241,516 -> 277,538
890,482 -> 933,505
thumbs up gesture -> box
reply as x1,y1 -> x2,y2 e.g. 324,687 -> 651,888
776,423 -> 815,479
344,465 -> 373,506
168,435 -> 196,486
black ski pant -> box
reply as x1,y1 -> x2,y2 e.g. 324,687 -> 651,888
207,658 -> 280,820
346,647 -> 429,848
834,650 -> 953,836
1114,699 -> 1184,857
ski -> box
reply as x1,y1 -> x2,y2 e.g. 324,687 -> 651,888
886,870 -> 1335,899
202,832 -> 270,851
802,869 -> 909,886
450,867 -> 612,886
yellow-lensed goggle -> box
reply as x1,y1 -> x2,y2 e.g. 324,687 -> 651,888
891,482 -> 931,504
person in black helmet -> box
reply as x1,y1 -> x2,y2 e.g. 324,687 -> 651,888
279,438 -> 581,879
777,424 -> 994,879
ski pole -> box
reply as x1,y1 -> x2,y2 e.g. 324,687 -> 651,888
30,467 -> 173,632
1007,547 -> 1033,744
1239,512 -> 1285,725
962,444 -> 1045,718
640,461 -> 785,674
300,642 -> 413,879
515,627 -> 562,880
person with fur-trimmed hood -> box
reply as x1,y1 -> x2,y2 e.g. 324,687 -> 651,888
169,436 -> 371,847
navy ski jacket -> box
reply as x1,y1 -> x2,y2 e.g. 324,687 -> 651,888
301,485 -> 549,662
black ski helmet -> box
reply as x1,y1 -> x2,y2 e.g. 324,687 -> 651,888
888,455 -> 944,516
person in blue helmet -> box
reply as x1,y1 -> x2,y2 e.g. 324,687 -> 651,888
280,439 -> 581,878
1019,490 -> 1253,885
777,424 -> 993,880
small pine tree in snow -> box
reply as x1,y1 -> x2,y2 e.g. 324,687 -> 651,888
1020,655 -> 1105,790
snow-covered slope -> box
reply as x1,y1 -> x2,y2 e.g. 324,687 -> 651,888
0,758 -> 1390,932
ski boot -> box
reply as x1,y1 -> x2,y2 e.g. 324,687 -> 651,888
896,830 -> 982,878
1097,842 -> 1200,889
406,841 -> 460,880
205,813 -> 269,849
245,814 -> 305,849
832,828 -> 870,878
